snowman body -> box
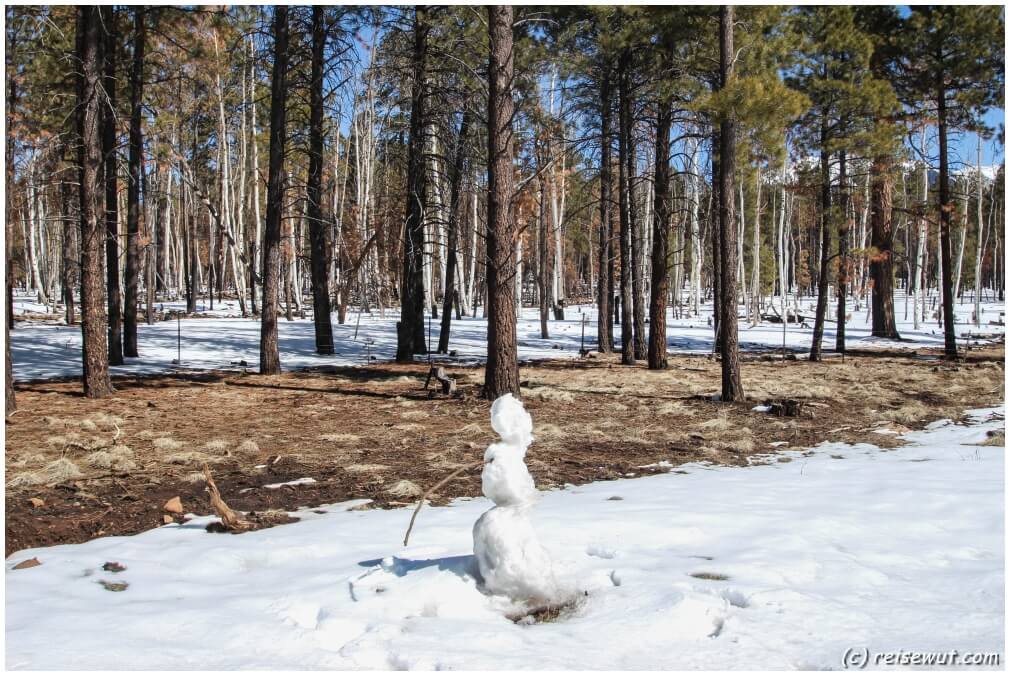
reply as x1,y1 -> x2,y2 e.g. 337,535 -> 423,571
472,395 -> 564,608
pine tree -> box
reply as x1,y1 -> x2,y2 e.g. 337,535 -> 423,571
484,4 -> 520,399
124,6 -> 145,358
307,6 -> 334,355
717,5 -> 743,402
77,6 -> 114,397
397,6 -> 430,362
905,6 -> 1004,358
259,6 -> 289,375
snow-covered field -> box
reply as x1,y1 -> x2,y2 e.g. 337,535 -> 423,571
8,292 -> 1005,381
5,406 -> 1004,670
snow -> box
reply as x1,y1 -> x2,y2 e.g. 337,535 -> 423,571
6,405 -> 1004,670
473,395 -> 567,610
9,291 -> 1005,381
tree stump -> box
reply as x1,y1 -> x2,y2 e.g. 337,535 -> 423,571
424,365 -> 456,396
766,399 -> 802,417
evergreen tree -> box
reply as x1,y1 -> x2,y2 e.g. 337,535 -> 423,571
904,6 -> 1004,357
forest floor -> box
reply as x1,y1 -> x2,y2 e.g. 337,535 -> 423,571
5,344 -> 1004,556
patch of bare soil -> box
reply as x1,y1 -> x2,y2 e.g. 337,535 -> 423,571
5,346 -> 1003,555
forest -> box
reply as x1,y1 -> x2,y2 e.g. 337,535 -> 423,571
3,6 -> 1007,669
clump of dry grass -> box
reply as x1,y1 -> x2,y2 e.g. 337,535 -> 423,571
710,437 -> 755,454
165,451 -> 216,465
204,440 -> 230,452
44,457 -> 84,484
6,472 -> 45,488
393,396 -> 417,408
135,429 -> 162,440
386,479 -> 423,498
981,430 -> 1005,447
42,416 -> 73,429
526,385 -> 576,403
459,423 -> 485,437
534,423 -> 564,439
91,412 -> 125,430
656,400 -> 689,416
236,440 -> 260,455
888,402 -> 931,424
392,423 -> 423,432
401,410 -> 428,420
346,463 -> 389,474
79,419 -> 98,432
153,437 -> 184,451
83,444 -> 136,472
183,471 -> 208,483
10,453 -> 47,468
319,433 -> 361,443
695,416 -> 734,432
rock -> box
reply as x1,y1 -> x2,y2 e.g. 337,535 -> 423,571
12,557 -> 41,570
163,496 -> 183,514
98,580 -> 129,592
102,561 -> 126,573
162,514 -> 175,525
28,497 -> 45,508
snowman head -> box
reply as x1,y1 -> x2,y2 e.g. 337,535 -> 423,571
490,394 -> 533,452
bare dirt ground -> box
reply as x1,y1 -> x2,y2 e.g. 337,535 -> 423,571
5,346 -> 1004,555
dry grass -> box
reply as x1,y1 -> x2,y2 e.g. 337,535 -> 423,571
385,479 -> 423,498
346,463 -> 390,474
204,440 -> 230,452
887,402 -> 931,424
165,451 -> 218,465
981,430 -> 1005,447
152,437 -> 184,452
696,416 -> 734,432
236,440 -> 260,454
319,433 -> 361,443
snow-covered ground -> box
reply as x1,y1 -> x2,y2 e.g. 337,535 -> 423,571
8,291 -> 1005,381
5,406 -> 1004,670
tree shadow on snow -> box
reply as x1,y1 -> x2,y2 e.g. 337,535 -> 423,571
357,554 -> 478,582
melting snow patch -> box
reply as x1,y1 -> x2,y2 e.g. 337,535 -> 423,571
263,477 -> 317,489
638,460 -> 673,469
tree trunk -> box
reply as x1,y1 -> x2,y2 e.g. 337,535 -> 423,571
259,6 -> 289,374
621,51 -> 646,360
61,179 -> 76,325
870,154 -> 900,338
718,5 -> 743,401
810,117 -> 832,361
835,150 -> 849,352
78,6 -> 114,398
483,5 -> 520,399
596,65 -> 613,353
307,6 -> 333,355
538,175 -> 551,339
936,76 -> 957,357
438,111 -> 470,353
711,127 -> 722,354
396,6 -> 429,362
123,5 -> 144,357
647,86 -> 672,370
102,6 -> 124,365
616,49 -> 634,365
6,33 -> 17,414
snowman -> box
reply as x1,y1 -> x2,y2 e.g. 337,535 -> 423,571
472,394 -> 567,610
